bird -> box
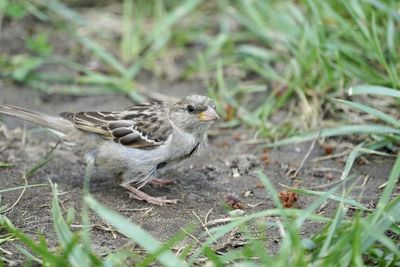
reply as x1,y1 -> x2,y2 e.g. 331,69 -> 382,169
0,95 -> 219,206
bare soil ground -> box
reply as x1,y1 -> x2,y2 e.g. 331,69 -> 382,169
0,15 -> 396,264
0,85 -> 395,262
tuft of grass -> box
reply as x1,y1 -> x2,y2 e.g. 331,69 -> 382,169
248,85 -> 400,148
195,0 -> 400,135
2,1 -> 399,132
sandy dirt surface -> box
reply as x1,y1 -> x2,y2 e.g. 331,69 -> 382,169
0,84 -> 395,263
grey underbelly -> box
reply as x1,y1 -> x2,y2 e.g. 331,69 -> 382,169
91,140 -> 200,185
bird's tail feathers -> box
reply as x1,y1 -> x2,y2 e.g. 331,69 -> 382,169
0,105 -> 74,137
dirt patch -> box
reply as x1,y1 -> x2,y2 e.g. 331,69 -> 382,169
0,85 -> 395,263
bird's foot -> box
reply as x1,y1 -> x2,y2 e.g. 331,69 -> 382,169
121,184 -> 178,206
149,178 -> 176,187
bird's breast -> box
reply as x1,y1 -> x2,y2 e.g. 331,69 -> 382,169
165,128 -> 199,161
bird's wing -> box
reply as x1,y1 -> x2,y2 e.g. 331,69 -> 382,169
60,103 -> 173,148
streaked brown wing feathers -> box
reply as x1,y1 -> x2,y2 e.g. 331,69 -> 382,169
60,103 -> 172,148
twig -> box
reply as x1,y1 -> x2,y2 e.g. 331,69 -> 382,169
106,222 -> 117,239
0,246 -> 12,256
3,174 -> 28,213
0,256 -> 15,266
279,181 -> 344,191
180,227 -> 202,246
0,124 -> 9,139
248,202 -> 264,208
192,210 -> 213,238
204,217 -> 235,227
361,174 -> 369,188
205,209 -> 213,223
312,167 -> 343,174
141,207 -> 153,219
311,150 -> 350,163
2,141 -> 60,213
71,223 -> 119,237
310,180 -> 343,190
356,175 -> 370,204
379,181 -> 388,189
118,207 -> 153,212
26,141 -> 60,178
173,245 -> 186,256
291,131 -> 320,178
21,124 -> 26,146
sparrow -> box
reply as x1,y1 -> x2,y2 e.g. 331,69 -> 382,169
0,95 -> 219,206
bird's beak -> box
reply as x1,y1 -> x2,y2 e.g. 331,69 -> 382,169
198,106 -> 220,121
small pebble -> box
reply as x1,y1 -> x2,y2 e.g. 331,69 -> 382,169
232,168 -> 240,178
229,209 -> 245,217
244,190 -> 252,197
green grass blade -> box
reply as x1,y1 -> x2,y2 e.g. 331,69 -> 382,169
126,0 -> 201,79
341,197 -> 400,265
257,170 -> 283,208
317,204 -> 346,262
28,81 -> 118,96
340,143 -> 364,180
267,125 -> 400,147
0,184 -> 48,194
360,220 -> 400,258
339,155 -> 400,265
386,16 -> 396,57
295,185 -> 341,228
377,152 -> 400,208
76,35 -> 127,76
349,85 -> 400,98
237,44 -> 277,61
188,209 -> 331,265
0,162 -> 13,168
85,195 -> 186,267
14,244 -> 43,265
146,0 -> 201,45
0,223 -> 64,266
81,156 -> 95,253
45,0 -> 86,26
121,0 -> 134,62
137,225 -> 195,267
51,184 -> 90,267
288,187 -> 368,210
351,216 -> 363,266
335,99 -> 400,128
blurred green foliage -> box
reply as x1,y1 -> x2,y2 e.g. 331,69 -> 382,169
25,32 -> 53,56
0,0 -> 27,19
2,0 -> 398,137
1,1 -> 400,266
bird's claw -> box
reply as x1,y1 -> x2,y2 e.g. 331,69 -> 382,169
149,178 -> 176,186
128,193 -> 178,206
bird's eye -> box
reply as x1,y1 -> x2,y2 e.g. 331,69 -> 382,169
187,105 -> 195,113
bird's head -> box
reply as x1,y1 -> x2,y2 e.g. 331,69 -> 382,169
169,95 -> 219,133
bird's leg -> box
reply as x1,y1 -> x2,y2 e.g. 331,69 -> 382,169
120,183 -> 178,206
149,162 -> 175,186
149,178 -> 176,186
